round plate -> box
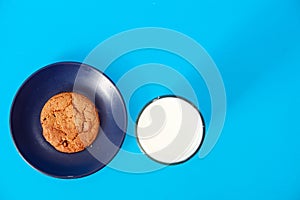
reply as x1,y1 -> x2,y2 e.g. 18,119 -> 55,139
10,62 -> 127,178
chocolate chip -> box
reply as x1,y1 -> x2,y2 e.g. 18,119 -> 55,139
62,140 -> 68,147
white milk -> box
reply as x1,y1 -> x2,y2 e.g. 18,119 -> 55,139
136,97 -> 204,164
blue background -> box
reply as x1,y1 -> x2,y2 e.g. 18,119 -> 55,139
1,0 -> 300,199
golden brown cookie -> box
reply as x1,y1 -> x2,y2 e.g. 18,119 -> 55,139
40,92 -> 100,153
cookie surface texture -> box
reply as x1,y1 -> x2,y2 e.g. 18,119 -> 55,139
40,92 -> 100,153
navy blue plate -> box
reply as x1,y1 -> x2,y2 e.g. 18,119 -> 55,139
10,62 -> 127,178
